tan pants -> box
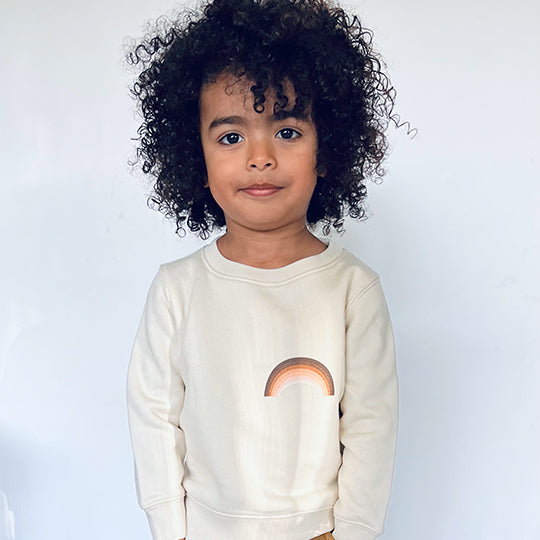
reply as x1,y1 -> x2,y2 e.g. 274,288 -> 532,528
310,534 -> 334,540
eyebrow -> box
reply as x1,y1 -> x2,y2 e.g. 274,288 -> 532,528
208,116 -> 247,130
208,110 -> 309,131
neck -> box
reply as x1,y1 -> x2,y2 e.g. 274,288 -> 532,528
216,225 -> 327,269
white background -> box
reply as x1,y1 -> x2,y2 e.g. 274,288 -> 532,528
1,0 -> 539,538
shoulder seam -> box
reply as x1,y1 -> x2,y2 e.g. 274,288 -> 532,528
157,266 -> 176,322
345,277 -> 380,316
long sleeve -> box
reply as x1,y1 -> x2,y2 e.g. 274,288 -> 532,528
333,278 -> 398,540
127,268 -> 187,540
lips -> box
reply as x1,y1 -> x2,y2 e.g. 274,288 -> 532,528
240,183 -> 283,197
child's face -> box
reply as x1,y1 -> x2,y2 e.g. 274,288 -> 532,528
199,72 -> 319,236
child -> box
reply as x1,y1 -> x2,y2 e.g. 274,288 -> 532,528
126,0 -> 398,539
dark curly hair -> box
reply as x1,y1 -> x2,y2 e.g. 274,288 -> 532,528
127,0 -> 397,238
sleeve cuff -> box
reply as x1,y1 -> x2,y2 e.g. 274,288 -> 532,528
332,517 -> 380,540
145,498 -> 186,540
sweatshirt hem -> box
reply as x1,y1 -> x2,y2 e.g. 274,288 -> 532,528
188,494 -> 333,519
185,496 -> 334,539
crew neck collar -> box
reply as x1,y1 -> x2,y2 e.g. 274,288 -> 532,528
202,235 -> 343,284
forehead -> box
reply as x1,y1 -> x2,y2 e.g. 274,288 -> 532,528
199,72 -> 298,117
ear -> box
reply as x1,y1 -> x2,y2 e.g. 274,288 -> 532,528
316,164 -> 327,178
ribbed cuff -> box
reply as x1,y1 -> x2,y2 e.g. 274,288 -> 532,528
332,517 -> 379,540
145,498 -> 186,540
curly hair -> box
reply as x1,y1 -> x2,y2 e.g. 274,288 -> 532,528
127,0 -> 396,238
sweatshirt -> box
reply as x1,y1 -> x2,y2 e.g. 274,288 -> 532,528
127,237 -> 398,540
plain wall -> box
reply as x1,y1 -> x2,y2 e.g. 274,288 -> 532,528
1,0 -> 539,538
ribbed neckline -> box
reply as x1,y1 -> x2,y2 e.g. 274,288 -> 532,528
202,235 -> 343,284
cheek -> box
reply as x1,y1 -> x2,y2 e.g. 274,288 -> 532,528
206,162 -> 237,195
206,182 -> 231,216
204,147 -> 238,175
205,160 -> 239,204
297,153 -> 319,184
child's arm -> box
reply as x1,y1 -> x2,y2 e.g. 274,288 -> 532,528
127,268 -> 187,540
334,279 -> 398,540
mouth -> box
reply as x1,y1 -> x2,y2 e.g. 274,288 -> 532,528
240,183 -> 283,197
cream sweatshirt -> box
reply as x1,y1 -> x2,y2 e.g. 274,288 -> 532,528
127,238 -> 398,540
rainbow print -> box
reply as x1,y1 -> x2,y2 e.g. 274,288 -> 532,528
264,357 -> 335,397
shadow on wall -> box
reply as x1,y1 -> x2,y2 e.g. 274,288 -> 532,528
0,490 -> 15,540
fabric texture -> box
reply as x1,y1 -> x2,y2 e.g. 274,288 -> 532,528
127,237 -> 398,540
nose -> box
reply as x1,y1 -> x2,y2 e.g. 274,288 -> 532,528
247,139 -> 277,171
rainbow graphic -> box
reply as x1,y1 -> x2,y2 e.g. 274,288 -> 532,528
264,357 -> 335,397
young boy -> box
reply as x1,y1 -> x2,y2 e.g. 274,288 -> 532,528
126,1 -> 398,539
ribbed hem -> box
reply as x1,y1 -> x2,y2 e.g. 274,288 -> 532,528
332,517 -> 380,540
185,496 -> 334,540
145,498 -> 186,540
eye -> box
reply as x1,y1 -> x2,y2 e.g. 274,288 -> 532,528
219,132 -> 244,145
276,128 -> 301,140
